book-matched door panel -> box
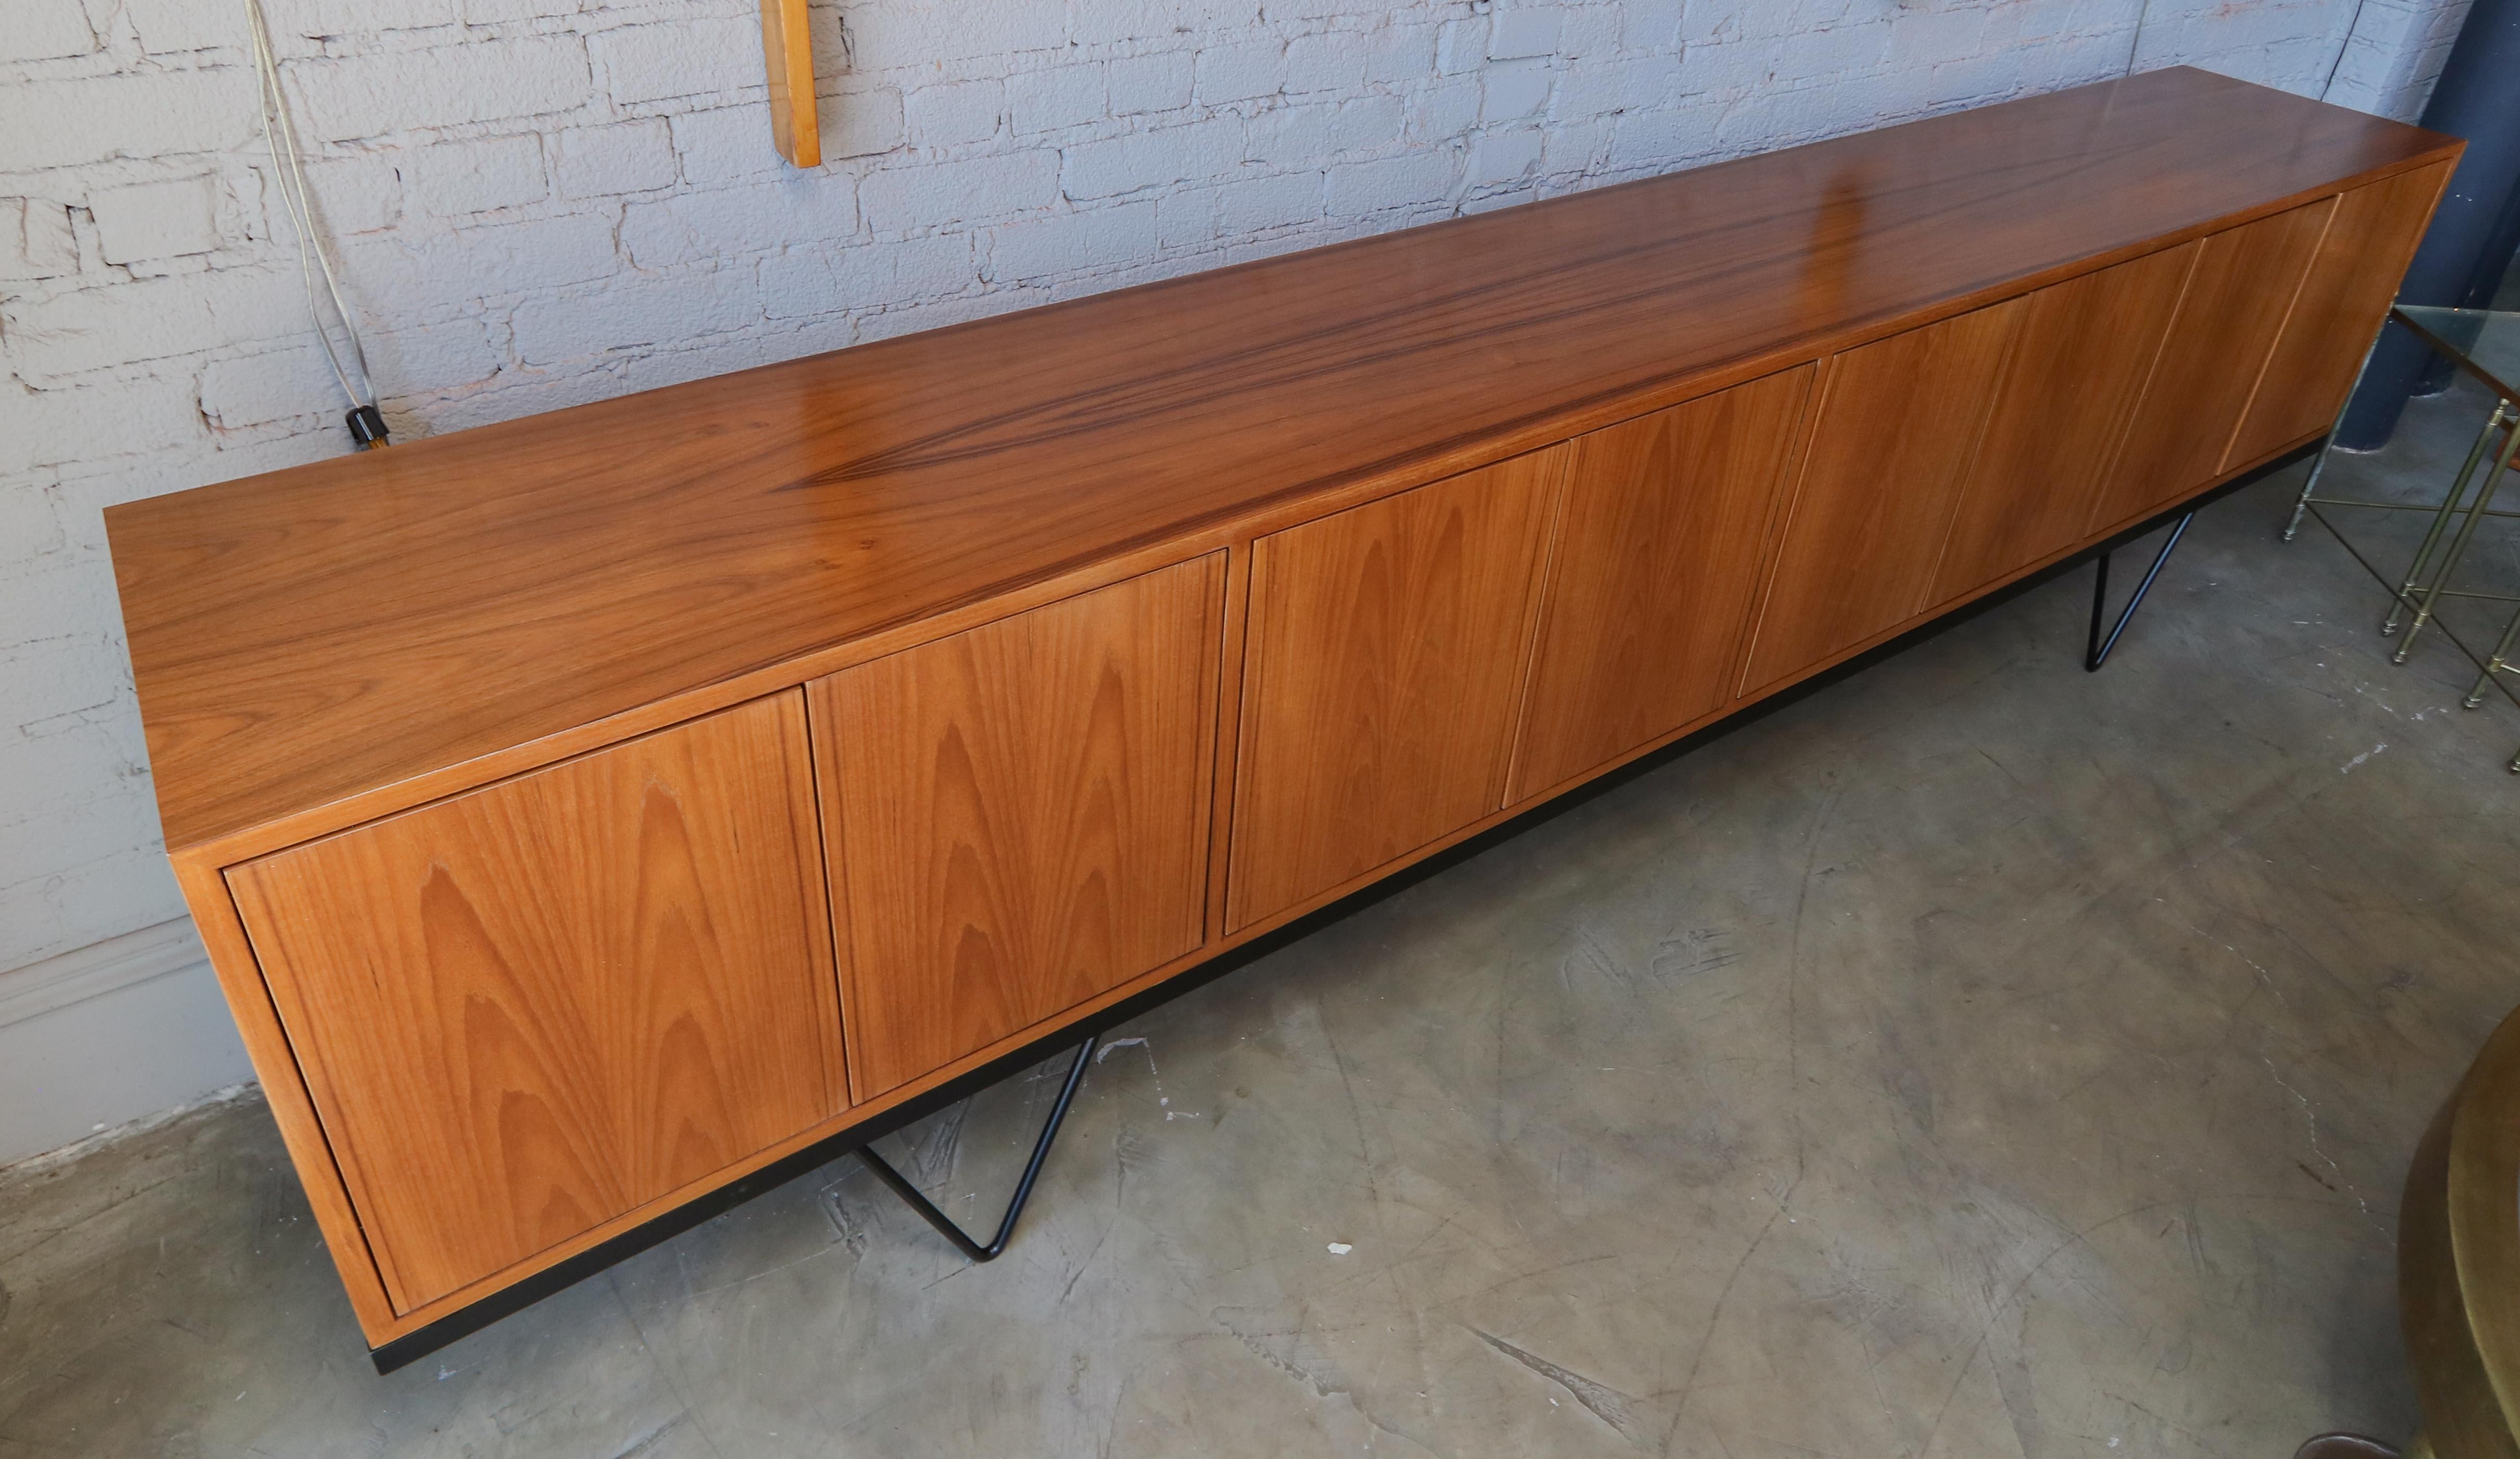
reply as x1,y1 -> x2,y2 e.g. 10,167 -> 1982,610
1227,450 -> 1565,931
1929,244 -> 2197,605
2089,196 -> 2336,531
2229,163 -> 2452,467
1510,367 -> 1815,801
226,692 -> 843,1314
1737,298 -> 2026,694
815,556 -> 1223,1101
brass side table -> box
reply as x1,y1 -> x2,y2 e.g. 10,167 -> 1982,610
2295,1000 -> 2520,1459
2394,998 -> 2520,1459
2286,305 -> 2520,771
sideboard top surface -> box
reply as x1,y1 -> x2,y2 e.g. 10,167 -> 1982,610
107,66 -> 2457,852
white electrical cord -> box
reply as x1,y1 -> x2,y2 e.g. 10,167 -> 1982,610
243,0 -> 380,421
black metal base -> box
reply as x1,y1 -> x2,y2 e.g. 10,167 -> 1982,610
854,1035 -> 1095,1262
362,438 -> 2319,1376
2084,510 -> 2196,671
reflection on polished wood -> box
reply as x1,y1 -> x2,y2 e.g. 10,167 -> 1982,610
814,558 -> 1222,1099
226,693 -> 841,1313
107,67 -> 2459,860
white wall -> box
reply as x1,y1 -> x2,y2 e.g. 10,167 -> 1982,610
0,0 -> 2473,1162
2313,0 -> 2476,115
0,921 -> 252,1163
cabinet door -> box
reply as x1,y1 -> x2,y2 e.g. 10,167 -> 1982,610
2089,196 -> 2336,532
1738,298 -> 2026,694
1510,367 -> 1814,802
2229,162 -> 2452,467
815,557 -> 1222,1100
1228,450 -> 1563,931
1929,244 -> 2197,605
227,691 -> 842,1314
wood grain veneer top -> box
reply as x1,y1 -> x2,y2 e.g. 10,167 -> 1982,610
106,67 -> 2458,853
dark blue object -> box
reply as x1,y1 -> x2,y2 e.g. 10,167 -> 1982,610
2337,0 -> 2520,449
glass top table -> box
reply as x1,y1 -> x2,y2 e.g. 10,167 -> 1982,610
2285,304 -> 2520,770
2392,305 -> 2520,404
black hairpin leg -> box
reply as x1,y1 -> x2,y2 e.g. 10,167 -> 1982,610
854,1034 -> 1096,1262
2085,511 -> 2195,672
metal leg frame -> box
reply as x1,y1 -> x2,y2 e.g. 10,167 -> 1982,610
2290,398 -> 2520,584
854,1033 -> 1097,1262
2283,330 -> 2520,633
2458,601 -> 2520,774
2283,327 -> 2389,543
2086,512 -> 2195,671
2391,409 -> 2520,663
2273,329 -> 2520,768
2466,602 -> 2520,710
2381,402 -> 2514,638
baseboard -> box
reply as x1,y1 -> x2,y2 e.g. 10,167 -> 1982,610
0,918 -> 212,1027
0,919 -> 258,1167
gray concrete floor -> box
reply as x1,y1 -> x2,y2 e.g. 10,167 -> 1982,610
7,390 -> 2520,1458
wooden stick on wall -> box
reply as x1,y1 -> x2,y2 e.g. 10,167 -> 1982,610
759,0 -> 819,168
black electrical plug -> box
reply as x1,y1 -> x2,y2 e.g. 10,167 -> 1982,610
346,404 -> 390,449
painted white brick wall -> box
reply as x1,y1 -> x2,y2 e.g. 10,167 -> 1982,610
2323,0 -> 2477,117
0,0 -> 2474,1132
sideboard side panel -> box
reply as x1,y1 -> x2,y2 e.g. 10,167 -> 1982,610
227,690 -> 845,1314
1227,449 -> 1566,931
2227,160 -> 2458,468
816,555 -> 1224,1101
2089,195 -> 2338,532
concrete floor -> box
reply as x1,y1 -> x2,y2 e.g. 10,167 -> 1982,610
6,390 -> 2520,1458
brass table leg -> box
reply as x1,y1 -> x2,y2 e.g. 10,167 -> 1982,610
2395,412 -> 2520,662
2287,327 -> 2392,543
2385,403 -> 2511,637
2462,602 -> 2519,709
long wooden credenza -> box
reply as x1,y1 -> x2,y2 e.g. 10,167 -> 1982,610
106,66 -> 2459,1366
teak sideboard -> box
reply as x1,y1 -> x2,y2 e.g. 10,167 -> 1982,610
105,67 -> 2460,1367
